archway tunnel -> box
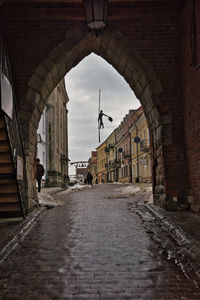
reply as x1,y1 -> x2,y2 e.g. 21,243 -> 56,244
16,26 -> 189,212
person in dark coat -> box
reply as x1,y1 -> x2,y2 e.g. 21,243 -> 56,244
35,158 -> 45,192
87,171 -> 93,186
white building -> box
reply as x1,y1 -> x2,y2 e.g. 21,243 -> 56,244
37,107 -> 47,183
37,80 -> 69,187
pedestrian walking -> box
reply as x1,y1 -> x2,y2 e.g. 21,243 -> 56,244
87,171 -> 93,186
35,158 -> 45,192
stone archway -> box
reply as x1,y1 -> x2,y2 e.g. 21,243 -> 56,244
20,25 -> 172,210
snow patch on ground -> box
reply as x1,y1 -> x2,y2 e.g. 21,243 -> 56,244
39,183 -> 152,207
38,184 -> 91,208
59,183 -> 92,195
108,184 -> 152,199
38,193 -> 64,207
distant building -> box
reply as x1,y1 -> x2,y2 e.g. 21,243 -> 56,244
96,106 -> 151,184
96,141 -> 107,183
76,167 -> 87,177
76,167 -> 86,183
131,111 -> 151,183
87,151 -> 97,183
37,80 -> 69,187
68,161 -> 88,184
46,80 -> 69,186
115,109 -> 143,183
37,107 -> 47,185
106,130 -> 117,182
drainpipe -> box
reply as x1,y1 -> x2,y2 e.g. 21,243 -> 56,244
129,132 -> 132,183
114,130 -> 117,182
135,124 -> 140,183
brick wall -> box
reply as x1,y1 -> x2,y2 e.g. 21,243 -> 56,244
0,1 -> 191,210
181,0 -> 200,212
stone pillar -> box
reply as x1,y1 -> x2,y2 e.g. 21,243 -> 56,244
21,119 -> 39,211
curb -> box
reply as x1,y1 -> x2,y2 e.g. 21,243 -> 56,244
0,207 -> 46,265
48,188 -> 66,195
41,187 -> 67,196
146,204 -> 200,259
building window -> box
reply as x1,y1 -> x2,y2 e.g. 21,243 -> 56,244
146,128 -> 150,146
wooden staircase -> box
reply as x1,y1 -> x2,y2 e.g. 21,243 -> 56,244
0,115 -> 23,219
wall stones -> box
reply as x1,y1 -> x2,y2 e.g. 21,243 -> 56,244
0,11 -> 190,211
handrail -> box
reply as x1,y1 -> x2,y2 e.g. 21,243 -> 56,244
0,38 -> 27,217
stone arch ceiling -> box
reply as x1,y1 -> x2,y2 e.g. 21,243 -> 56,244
22,25 -> 167,147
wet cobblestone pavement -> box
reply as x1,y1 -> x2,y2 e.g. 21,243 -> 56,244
1,184 -> 200,299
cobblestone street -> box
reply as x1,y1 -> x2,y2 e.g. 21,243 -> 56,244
1,184 -> 200,299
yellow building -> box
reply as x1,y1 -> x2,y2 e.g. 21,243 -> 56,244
96,141 -> 107,183
106,129 -> 117,182
131,112 -> 151,183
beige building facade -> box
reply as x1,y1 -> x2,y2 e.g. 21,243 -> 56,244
97,141 -> 107,183
131,112 -> 151,183
86,151 -> 97,184
46,80 -> 69,187
106,130 -> 117,182
96,108 -> 151,185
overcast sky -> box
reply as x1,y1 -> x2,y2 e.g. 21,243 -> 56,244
65,53 -> 140,175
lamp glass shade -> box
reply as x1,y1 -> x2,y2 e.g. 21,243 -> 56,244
83,0 -> 108,30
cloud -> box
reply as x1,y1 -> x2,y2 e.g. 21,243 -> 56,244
67,55 -> 136,101
65,53 -> 140,173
